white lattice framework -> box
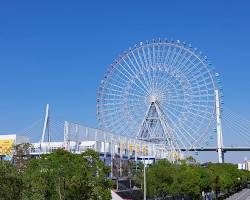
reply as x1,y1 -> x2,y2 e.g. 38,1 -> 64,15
97,39 -> 220,159
64,121 -> 175,160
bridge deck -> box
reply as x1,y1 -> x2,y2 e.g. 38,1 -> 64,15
180,147 -> 250,152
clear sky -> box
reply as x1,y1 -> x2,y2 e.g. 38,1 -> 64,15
0,1 -> 250,162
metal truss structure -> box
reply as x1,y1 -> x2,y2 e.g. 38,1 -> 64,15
97,39 -> 223,162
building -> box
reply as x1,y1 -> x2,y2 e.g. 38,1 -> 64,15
238,163 -> 247,170
0,134 -> 29,160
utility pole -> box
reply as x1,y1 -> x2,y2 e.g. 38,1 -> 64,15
215,90 -> 224,163
110,137 -> 113,178
144,157 -> 146,200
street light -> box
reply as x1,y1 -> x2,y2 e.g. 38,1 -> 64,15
144,157 -> 146,200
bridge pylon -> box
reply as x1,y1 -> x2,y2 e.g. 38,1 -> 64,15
40,104 -> 50,153
215,90 -> 224,163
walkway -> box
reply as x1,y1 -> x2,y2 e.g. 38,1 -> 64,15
226,189 -> 250,200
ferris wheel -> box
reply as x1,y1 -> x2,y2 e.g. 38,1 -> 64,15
97,39 -> 219,151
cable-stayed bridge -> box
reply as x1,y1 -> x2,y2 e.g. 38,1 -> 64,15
16,104 -> 250,164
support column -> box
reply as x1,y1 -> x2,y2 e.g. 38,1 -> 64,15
110,137 -> 114,178
41,104 -> 50,154
64,121 -> 70,151
215,90 -> 224,163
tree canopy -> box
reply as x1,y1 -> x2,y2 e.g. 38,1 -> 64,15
2,149 -> 250,200
135,158 -> 250,199
0,149 -> 112,200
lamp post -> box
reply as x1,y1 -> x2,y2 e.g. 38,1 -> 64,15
144,157 -> 146,200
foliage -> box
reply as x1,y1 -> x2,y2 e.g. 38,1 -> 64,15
0,149 -> 112,200
207,163 -> 250,196
0,161 -> 22,200
146,160 -> 175,197
134,157 -> 250,199
22,149 -> 112,200
2,148 -> 250,200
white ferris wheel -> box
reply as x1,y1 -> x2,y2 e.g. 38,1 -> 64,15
97,39 -> 220,152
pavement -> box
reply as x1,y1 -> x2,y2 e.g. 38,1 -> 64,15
226,189 -> 250,200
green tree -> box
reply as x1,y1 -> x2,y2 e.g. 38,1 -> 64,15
0,160 -> 22,200
208,163 -> 235,193
195,166 -> 213,193
169,164 -> 201,199
146,160 -> 175,198
22,149 -> 112,200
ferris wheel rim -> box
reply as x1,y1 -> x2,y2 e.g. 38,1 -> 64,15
97,38 -> 220,149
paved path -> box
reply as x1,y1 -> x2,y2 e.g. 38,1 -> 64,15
226,189 -> 250,200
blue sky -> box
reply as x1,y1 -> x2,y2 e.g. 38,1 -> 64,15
0,1 -> 250,162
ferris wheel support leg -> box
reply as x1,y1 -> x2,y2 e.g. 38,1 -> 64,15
215,90 -> 224,163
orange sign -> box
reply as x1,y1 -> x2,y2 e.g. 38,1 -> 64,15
0,139 -> 14,155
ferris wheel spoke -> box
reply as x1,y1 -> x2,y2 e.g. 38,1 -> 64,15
125,53 -> 150,94
169,44 -> 183,70
131,49 -> 150,88
99,95 -> 143,104
165,102 -> 213,120
188,70 -> 211,84
158,43 -> 167,64
155,43 -> 161,65
154,47 -> 166,90
169,45 -> 184,71
183,60 -> 209,82
146,44 -> 155,89
154,67 -> 164,91
161,108 -> 194,149
181,114 -> 213,146
162,106 -> 198,147
165,44 -> 176,70
172,130 -> 189,150
159,79 -> 214,100
98,104 -> 145,122
152,44 -> 157,89
136,47 -> 152,89
98,99 -> 145,107
120,57 -> 150,95
171,46 -> 193,73
162,43 -> 172,66
105,83 -> 147,98
162,104 -> 213,133
141,46 -> 154,89
153,44 -> 163,90
108,110 -> 140,135
160,113 -> 189,150
172,47 -> 189,72
176,52 -> 202,76
153,103 -> 179,151
104,82 -> 126,91
173,113 -> 213,144
98,103 -> 141,116
115,65 -> 149,96
150,44 -> 158,89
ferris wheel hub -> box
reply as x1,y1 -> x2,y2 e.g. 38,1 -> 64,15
149,95 -> 158,103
